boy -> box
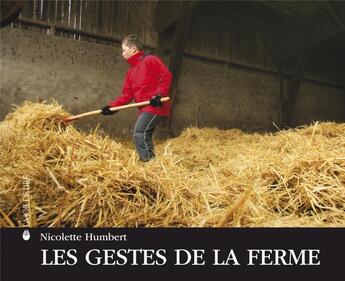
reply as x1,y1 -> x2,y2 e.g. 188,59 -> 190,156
101,34 -> 173,162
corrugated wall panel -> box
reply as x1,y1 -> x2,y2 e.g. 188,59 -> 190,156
185,8 -> 277,71
20,0 -> 155,40
17,1 -> 343,86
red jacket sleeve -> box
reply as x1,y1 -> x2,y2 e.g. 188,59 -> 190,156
145,56 -> 173,97
108,71 -> 134,107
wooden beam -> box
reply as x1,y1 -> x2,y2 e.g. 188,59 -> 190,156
156,0 -> 198,33
167,1 -> 196,136
282,45 -> 309,127
156,1 -> 182,33
257,1 -> 298,19
153,1 -> 167,57
325,1 -> 345,32
277,10 -> 342,62
277,64 -> 285,128
205,4 -> 275,33
0,0 -> 23,28
155,30 -> 169,58
254,2 -> 281,33
16,16 -> 124,44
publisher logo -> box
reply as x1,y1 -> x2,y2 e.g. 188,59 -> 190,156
22,229 -> 30,241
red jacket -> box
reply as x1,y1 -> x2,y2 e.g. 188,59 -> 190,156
108,51 -> 173,116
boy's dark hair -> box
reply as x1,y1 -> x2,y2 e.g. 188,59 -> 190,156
122,34 -> 144,51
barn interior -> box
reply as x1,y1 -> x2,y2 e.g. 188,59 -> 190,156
2,0 -> 344,135
1,1 -> 345,227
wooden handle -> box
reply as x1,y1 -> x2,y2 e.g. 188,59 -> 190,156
64,97 -> 170,122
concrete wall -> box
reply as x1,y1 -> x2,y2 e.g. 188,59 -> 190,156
173,59 -> 281,132
1,27 -> 345,138
294,82 -> 345,126
0,26 -> 137,137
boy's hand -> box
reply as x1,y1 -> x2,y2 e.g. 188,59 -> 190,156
150,95 -> 163,107
101,105 -> 116,115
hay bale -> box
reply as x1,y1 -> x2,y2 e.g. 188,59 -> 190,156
1,102 -> 344,227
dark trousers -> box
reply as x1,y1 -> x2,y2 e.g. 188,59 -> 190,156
133,112 -> 165,162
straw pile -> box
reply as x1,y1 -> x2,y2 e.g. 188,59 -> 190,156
1,102 -> 345,227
